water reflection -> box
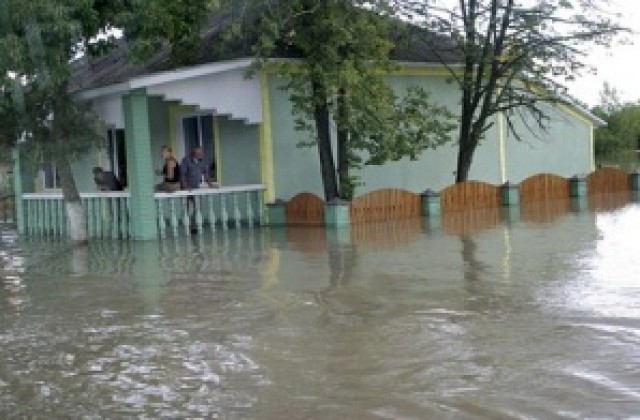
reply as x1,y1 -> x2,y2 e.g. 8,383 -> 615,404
2,196 -> 640,417
460,235 -> 484,283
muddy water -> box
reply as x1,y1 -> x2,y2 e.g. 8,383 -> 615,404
1,198 -> 640,418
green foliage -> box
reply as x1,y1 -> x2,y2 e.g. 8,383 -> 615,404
120,0 -> 221,66
230,0 -> 455,198
0,0 -> 217,199
0,0 -> 116,180
593,102 -> 640,169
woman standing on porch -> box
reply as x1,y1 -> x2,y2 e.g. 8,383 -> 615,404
155,146 -> 181,192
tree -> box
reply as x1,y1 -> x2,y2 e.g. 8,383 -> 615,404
0,0 -> 218,241
592,93 -> 640,167
594,81 -> 622,117
400,0 -> 626,182
229,0 -> 455,200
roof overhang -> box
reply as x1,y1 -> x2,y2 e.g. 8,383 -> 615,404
76,57 -> 255,100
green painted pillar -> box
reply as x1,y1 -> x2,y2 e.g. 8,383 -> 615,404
570,176 -> 588,198
123,90 -> 158,240
325,199 -> 350,228
421,189 -> 441,217
267,200 -> 287,226
630,171 -> 640,191
12,147 -> 33,235
501,182 -> 520,207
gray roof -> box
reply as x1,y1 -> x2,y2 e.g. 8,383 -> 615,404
70,14 -> 461,93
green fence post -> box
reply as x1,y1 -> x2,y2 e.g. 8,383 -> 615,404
501,181 -> 520,207
420,189 -> 441,217
266,199 -> 286,226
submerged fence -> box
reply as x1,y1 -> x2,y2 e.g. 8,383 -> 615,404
270,168 -> 639,227
21,185 -> 265,239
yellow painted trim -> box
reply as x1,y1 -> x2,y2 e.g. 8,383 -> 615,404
214,116 -> 222,183
558,102 -> 594,127
259,72 -> 276,203
168,103 -> 198,155
498,111 -> 507,183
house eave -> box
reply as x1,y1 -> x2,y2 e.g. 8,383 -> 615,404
76,57 -> 256,100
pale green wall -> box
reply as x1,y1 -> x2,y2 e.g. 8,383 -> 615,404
268,74 -> 503,200
268,73 -> 594,200
269,77 -> 325,200
148,97 -> 171,173
219,117 -> 261,186
504,103 -> 592,182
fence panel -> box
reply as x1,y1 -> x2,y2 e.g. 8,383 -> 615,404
440,181 -> 501,213
520,173 -> 570,203
587,168 -> 630,194
285,193 -> 325,226
350,189 -> 421,224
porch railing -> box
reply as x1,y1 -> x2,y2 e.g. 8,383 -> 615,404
22,192 -> 130,239
155,184 -> 265,237
21,184 -> 265,239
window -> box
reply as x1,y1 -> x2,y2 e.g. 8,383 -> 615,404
182,114 -> 217,181
43,162 -> 60,190
107,128 -> 127,187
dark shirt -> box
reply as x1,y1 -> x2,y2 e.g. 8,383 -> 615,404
94,171 -> 122,191
162,158 -> 181,183
181,157 -> 208,189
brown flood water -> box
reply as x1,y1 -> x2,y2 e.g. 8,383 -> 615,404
1,194 -> 640,418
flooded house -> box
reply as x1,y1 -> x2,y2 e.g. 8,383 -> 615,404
12,20 -> 604,240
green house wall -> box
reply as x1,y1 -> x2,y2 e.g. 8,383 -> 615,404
504,103 -> 593,182
218,117 -> 261,186
268,74 -> 507,200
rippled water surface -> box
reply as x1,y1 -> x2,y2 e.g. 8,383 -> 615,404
1,196 -> 640,418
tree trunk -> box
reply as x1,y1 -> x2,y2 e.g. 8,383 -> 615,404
312,79 -> 339,201
336,88 -> 350,199
455,131 -> 480,183
55,153 -> 87,243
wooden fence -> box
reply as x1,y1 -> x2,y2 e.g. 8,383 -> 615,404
285,192 -> 325,226
276,168 -> 638,228
440,181 -> 501,213
587,167 -> 630,194
520,173 -> 570,202
350,189 -> 421,224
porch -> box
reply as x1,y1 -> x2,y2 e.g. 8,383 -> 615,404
21,185 -> 265,239
13,58 -> 275,241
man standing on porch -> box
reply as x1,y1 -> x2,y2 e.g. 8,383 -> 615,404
181,147 -> 209,190
181,146 -> 211,234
